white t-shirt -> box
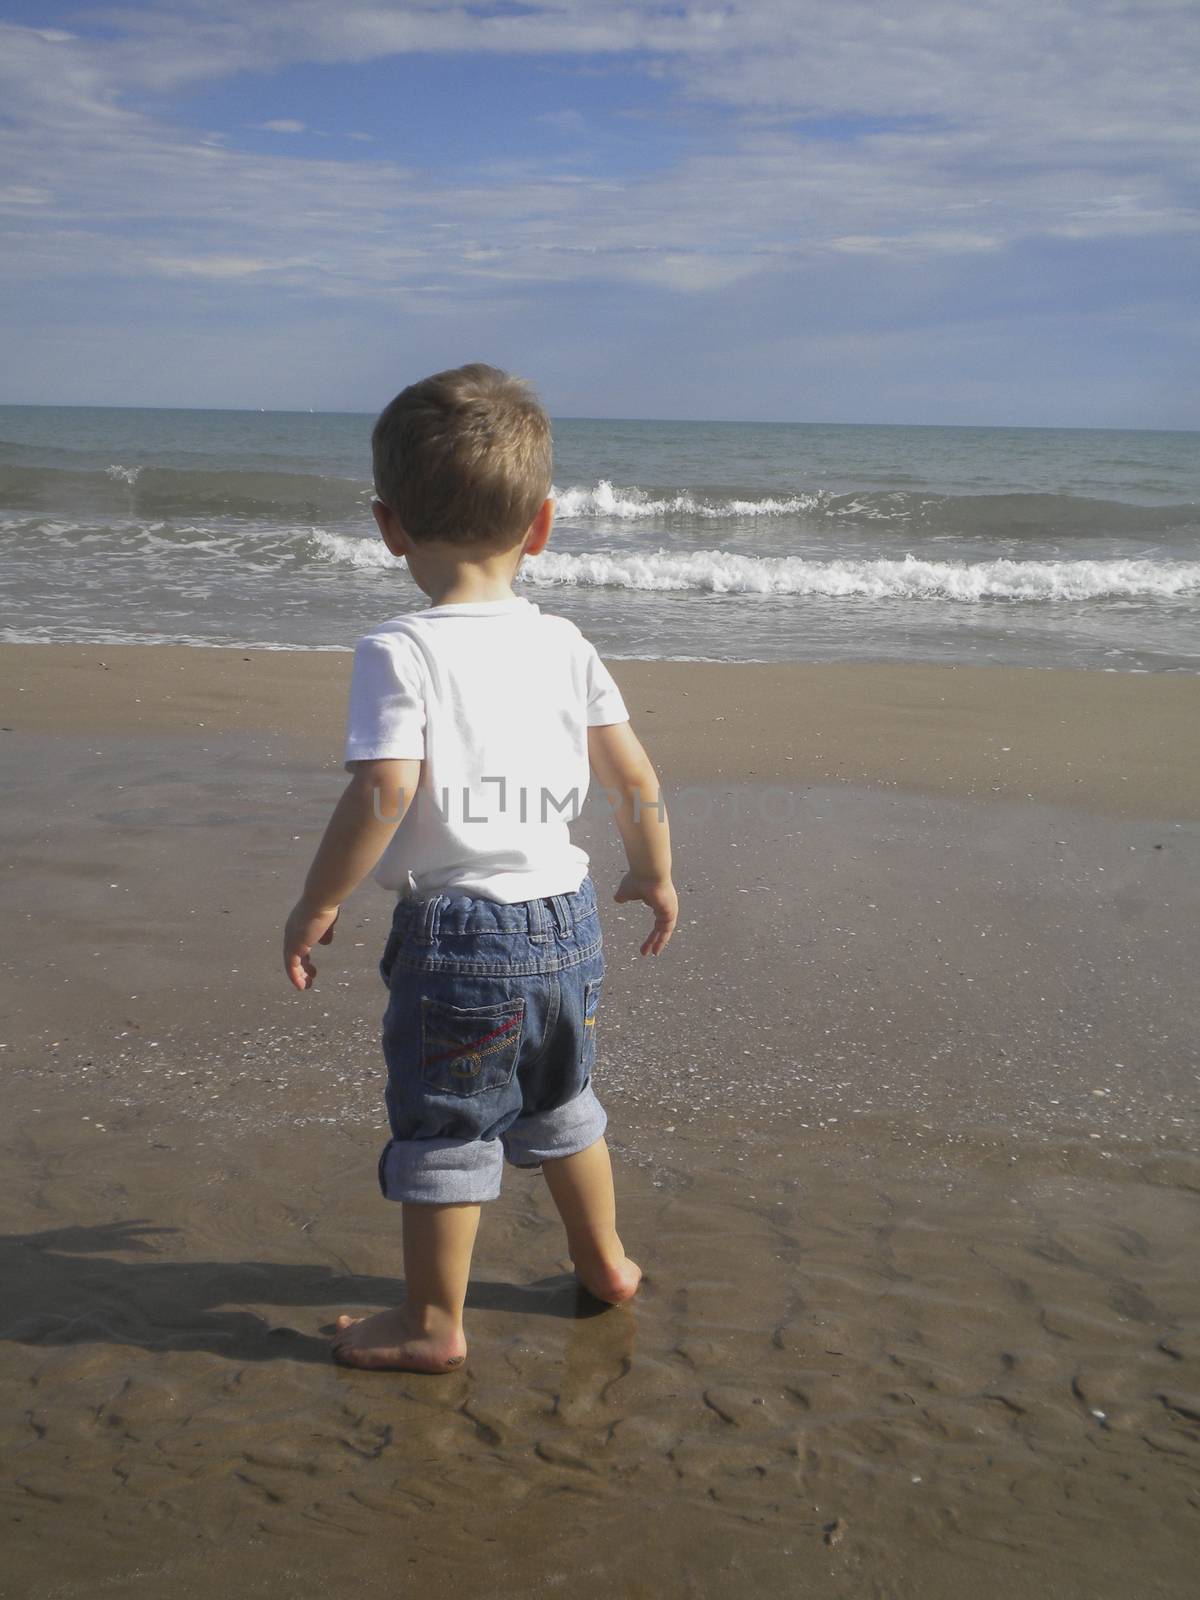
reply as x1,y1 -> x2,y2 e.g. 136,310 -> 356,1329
343,597 -> 630,902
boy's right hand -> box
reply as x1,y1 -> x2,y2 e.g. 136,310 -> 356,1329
614,873 -> 678,957
283,900 -> 340,991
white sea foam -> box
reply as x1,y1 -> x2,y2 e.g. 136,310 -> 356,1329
553,480 -> 833,519
309,528 -> 1200,602
105,463 -> 143,486
549,481 -> 1200,531
517,550 -> 1200,602
311,529 -> 400,567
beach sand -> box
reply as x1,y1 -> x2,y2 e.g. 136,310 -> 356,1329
1,644 -> 1198,1598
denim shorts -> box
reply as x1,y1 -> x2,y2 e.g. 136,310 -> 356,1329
375,876 -> 607,1205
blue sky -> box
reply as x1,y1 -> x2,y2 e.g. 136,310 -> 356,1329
1,1 -> 1197,426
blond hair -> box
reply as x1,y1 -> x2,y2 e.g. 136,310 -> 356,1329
371,364 -> 552,547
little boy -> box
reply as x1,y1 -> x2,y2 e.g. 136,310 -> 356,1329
283,364 -> 677,1373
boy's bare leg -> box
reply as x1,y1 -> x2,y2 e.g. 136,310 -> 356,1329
541,1137 -> 642,1304
332,1201 -> 479,1373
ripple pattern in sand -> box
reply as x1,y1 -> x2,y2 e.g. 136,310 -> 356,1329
3,1105 -> 1198,1598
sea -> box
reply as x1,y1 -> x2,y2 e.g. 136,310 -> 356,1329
1,406 -> 1197,671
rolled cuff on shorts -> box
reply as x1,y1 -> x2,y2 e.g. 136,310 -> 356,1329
377,1089 -> 608,1204
378,1134 -> 504,1205
502,1085 -> 607,1169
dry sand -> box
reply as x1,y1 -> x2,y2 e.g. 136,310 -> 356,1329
5,641 -> 1199,813
1,644 -> 1198,1599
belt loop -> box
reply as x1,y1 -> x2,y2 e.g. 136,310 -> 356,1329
550,894 -> 573,936
416,894 -> 441,945
528,895 -> 549,943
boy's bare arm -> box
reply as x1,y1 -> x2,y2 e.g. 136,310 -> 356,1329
588,722 -> 678,956
283,758 -> 420,991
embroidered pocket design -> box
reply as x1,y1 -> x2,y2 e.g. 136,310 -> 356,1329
419,996 -> 525,1098
581,979 -> 602,1076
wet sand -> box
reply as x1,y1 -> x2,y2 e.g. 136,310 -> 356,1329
1,645 -> 1198,1598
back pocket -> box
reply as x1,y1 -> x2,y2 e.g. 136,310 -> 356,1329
420,996 -> 524,1098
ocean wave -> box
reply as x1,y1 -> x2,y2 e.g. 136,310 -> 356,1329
2,462 -> 1196,537
309,528 -> 1200,600
0,463 -> 372,519
14,515 -> 1200,610
552,481 -> 1199,534
516,550 -> 1200,601
310,529 -> 398,568
553,481 -> 833,519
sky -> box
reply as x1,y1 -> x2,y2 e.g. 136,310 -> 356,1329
0,1 -> 1197,427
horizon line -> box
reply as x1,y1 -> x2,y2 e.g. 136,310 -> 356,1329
0,401 -> 1196,436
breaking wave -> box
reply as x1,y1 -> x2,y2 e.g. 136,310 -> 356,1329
516,550 -> 1200,601
1,464 -> 1195,538
552,481 -> 1199,535
309,528 -> 1200,601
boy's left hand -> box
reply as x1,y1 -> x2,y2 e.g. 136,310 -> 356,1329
283,901 -> 340,991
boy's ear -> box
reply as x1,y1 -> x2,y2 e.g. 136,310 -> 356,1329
522,496 -> 555,557
372,496 -> 408,557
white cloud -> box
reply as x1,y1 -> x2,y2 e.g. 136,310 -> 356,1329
0,184 -> 54,208
146,253 -> 294,278
257,118 -> 305,133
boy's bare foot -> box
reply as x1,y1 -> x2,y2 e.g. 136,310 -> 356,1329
573,1254 -> 642,1306
331,1309 -> 467,1373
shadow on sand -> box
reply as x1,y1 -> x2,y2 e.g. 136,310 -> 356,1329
3,1220 -> 610,1365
